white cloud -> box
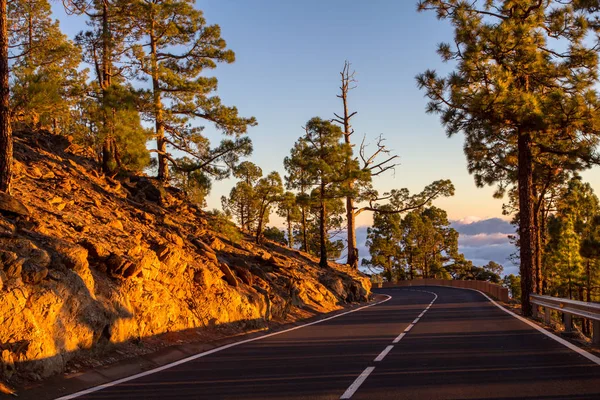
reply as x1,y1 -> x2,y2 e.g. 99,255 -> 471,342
459,232 -> 511,247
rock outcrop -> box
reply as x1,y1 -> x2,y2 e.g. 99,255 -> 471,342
0,130 -> 371,384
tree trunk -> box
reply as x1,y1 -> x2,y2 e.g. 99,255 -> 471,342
540,202 -> 547,295
518,131 -> 536,317
255,208 -> 265,244
100,1 -> 117,175
319,183 -> 327,268
0,0 -> 12,193
301,205 -> 308,252
346,195 -> 358,268
337,62 -> 359,269
287,213 -> 293,248
150,19 -> 168,182
586,259 -> 592,334
532,189 -> 542,294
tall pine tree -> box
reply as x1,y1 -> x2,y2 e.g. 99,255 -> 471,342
129,0 -> 256,182
417,0 -> 600,316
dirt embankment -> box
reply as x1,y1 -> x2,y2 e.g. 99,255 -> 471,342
0,130 -> 370,386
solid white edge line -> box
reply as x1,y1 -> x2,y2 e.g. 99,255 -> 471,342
339,366 -> 375,399
392,332 -> 406,343
412,317 -> 420,324
55,295 -> 393,400
374,345 -> 394,362
404,324 -> 414,333
474,289 -> 600,366
391,285 -> 600,367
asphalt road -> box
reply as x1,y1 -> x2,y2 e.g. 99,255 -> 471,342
58,286 -> 600,400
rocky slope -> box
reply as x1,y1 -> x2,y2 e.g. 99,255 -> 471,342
0,130 -> 370,385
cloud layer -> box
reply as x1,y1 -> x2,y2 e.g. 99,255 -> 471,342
353,217 -> 519,276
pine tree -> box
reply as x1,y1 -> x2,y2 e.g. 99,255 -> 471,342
171,157 -> 212,205
254,172 -> 284,243
9,0 -> 86,132
221,161 -> 263,231
363,205 -> 403,281
545,177 -> 599,299
417,0 -> 600,316
299,195 -> 346,260
277,191 -> 301,248
73,0 -> 141,174
285,118 -> 352,267
129,0 -> 256,182
285,138 -> 313,253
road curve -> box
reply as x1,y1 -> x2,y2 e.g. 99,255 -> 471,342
55,286 -> 600,400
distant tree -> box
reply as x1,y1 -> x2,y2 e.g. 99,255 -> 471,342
129,0 -> 256,182
171,157 -> 212,206
234,161 -> 263,186
503,274 -> 522,300
362,205 -> 403,281
417,0 -> 600,316
483,261 -> 504,280
254,171 -> 284,243
221,161 -> 263,231
263,226 -> 286,245
284,139 -> 312,252
363,205 -> 460,281
545,177 -> 599,300
233,161 -> 262,230
277,191 -> 301,248
302,195 -> 345,261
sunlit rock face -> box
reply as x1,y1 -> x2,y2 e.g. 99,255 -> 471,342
0,130 -> 370,382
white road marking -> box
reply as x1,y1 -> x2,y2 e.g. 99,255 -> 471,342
339,288 -> 439,399
473,289 -> 600,366
55,296 -> 393,400
374,345 -> 394,362
340,366 -> 376,399
392,332 -> 406,343
392,285 -> 600,367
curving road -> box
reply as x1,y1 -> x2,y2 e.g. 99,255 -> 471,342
55,286 -> 600,400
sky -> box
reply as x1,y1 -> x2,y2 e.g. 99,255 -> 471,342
51,1 -> 600,273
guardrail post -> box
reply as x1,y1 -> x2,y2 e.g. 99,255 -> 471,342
532,305 -> 538,318
563,313 -> 572,334
544,308 -> 551,325
593,320 -> 600,346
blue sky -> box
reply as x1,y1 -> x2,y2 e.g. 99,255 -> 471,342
51,1 -> 600,271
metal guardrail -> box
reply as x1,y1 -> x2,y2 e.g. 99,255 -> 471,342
531,294 -> 600,345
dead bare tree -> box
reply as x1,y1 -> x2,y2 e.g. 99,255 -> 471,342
332,61 -> 399,268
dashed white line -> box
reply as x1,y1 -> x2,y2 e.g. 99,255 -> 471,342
392,332 -> 406,343
339,367 -> 376,399
339,289 -> 439,399
374,345 -> 394,362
